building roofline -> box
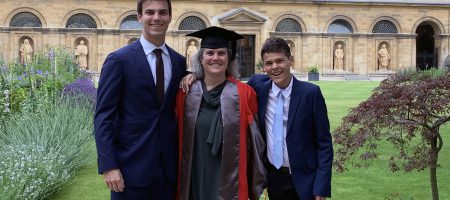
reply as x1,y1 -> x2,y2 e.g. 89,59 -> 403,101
176,0 -> 450,7
311,0 -> 450,6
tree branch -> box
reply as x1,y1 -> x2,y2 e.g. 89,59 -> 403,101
437,133 -> 443,153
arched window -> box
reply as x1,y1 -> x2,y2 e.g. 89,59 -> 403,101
10,12 -> 42,27
66,14 -> 97,28
275,18 -> 302,32
372,20 -> 398,34
120,15 -> 142,30
179,16 -> 207,30
328,19 -> 353,33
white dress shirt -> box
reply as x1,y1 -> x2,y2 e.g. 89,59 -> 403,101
139,36 -> 172,93
265,76 -> 293,168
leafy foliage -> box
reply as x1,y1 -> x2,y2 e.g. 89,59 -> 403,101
307,64 -> 320,73
334,69 -> 450,173
0,47 -> 95,199
62,77 -> 97,106
0,47 -> 82,115
0,98 -> 94,200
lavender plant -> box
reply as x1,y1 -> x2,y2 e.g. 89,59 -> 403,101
0,97 -> 94,200
62,77 -> 97,106
0,46 -> 95,199
0,62 -> 11,129
4,46 -> 83,114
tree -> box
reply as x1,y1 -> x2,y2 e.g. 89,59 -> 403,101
333,69 -> 450,200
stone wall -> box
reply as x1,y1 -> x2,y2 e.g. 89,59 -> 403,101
0,0 -> 449,75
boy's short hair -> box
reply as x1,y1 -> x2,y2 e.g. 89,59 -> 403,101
260,37 -> 291,60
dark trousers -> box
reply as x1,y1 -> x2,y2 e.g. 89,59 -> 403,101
111,161 -> 174,200
267,164 -> 300,200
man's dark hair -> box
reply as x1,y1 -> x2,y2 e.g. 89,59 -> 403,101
260,37 -> 291,60
137,0 -> 172,16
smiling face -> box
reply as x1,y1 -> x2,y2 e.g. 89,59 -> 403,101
137,0 -> 171,46
263,51 -> 293,89
202,48 -> 229,78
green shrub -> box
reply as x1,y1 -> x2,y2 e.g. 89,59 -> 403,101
0,97 -> 94,200
397,67 -> 449,80
307,64 -> 319,73
1,47 -> 85,116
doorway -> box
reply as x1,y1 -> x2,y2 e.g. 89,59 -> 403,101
236,35 -> 255,78
416,23 -> 437,70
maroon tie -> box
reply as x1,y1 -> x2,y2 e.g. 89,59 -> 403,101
154,49 -> 164,105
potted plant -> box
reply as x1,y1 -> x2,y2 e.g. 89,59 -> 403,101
255,60 -> 264,74
307,64 -> 320,81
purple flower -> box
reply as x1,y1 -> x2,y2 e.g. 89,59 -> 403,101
37,70 -> 43,75
18,76 -> 22,81
0,64 -> 7,73
63,78 -> 97,104
48,49 -> 55,61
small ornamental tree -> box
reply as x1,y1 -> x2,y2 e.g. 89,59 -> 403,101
333,69 -> 450,200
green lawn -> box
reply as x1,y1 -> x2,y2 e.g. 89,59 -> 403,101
49,81 -> 450,200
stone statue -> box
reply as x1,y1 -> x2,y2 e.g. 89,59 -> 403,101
186,41 -> 198,69
378,44 -> 390,71
334,44 -> 344,71
75,40 -> 88,70
288,43 -> 294,56
19,39 -> 33,64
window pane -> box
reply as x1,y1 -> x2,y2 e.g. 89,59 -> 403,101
66,14 -> 97,28
10,12 -> 42,27
179,16 -> 207,30
328,19 -> 353,33
120,15 -> 142,30
373,20 -> 398,33
275,18 -> 302,32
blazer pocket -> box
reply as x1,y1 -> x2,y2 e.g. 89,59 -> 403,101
116,123 -> 142,148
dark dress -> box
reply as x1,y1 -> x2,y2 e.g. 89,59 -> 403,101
190,81 -> 226,200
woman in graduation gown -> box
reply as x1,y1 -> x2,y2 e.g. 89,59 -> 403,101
175,26 -> 266,200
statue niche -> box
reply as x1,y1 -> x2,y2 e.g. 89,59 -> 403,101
377,43 -> 391,71
186,40 -> 198,70
19,39 -> 33,64
333,44 -> 344,71
286,40 -> 296,70
75,40 -> 89,70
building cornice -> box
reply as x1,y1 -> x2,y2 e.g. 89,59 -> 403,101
173,0 -> 450,7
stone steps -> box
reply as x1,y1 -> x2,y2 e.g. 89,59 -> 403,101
345,74 -> 371,81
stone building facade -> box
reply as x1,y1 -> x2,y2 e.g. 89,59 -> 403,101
1,0 -> 449,77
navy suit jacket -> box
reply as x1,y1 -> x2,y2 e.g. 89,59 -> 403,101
248,74 -> 333,199
94,40 -> 187,187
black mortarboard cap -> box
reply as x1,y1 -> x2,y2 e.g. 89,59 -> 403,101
186,26 -> 244,49
186,26 -> 244,60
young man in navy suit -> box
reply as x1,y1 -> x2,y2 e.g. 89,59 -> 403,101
94,0 -> 188,199
247,38 -> 333,200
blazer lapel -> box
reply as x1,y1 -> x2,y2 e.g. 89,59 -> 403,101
287,77 -> 302,137
259,80 -> 272,139
164,47 -> 181,105
132,41 -> 158,102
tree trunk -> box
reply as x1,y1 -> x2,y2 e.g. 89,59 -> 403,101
430,135 -> 439,200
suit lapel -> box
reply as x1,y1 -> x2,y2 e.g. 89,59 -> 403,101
132,41 -> 158,102
164,47 -> 181,107
259,80 -> 271,138
287,77 -> 301,137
